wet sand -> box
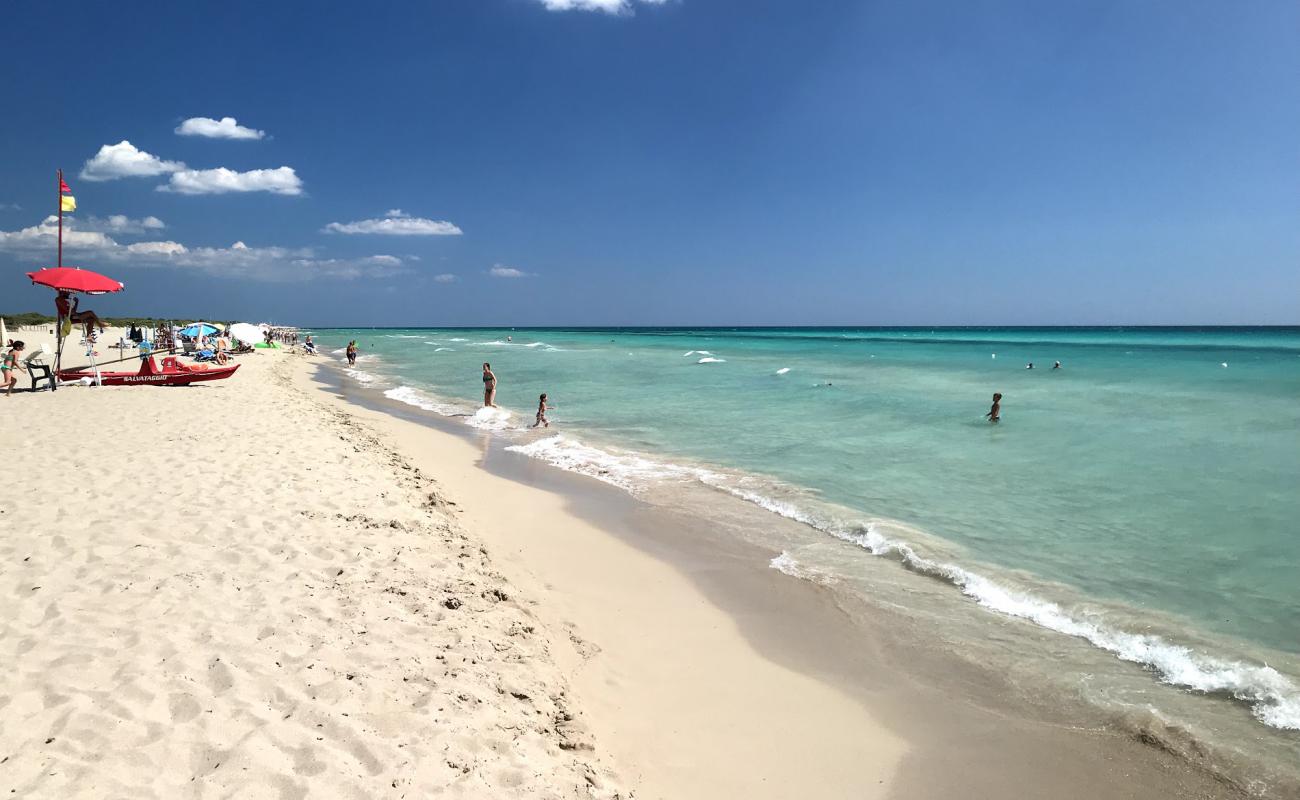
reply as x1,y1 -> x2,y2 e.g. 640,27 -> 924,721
305,360 -> 1245,800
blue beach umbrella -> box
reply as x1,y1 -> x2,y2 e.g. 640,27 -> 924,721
179,323 -> 220,337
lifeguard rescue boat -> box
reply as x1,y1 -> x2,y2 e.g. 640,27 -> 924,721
59,355 -> 239,387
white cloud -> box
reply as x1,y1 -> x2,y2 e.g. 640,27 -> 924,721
537,0 -> 667,12
125,240 -> 187,256
77,214 -> 166,234
323,212 -> 462,236
80,141 -> 186,181
489,264 -> 532,278
160,166 -> 303,196
175,116 -> 266,140
434,273 -> 458,283
0,214 -> 404,281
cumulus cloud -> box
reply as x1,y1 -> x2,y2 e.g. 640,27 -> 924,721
160,166 -> 303,196
80,141 -> 186,181
323,212 -> 462,236
537,0 -> 667,12
489,264 -> 532,278
175,116 -> 266,140
77,214 -> 167,234
0,214 -> 403,281
434,273 -> 458,283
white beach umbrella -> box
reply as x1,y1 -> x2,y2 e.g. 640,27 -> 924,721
230,322 -> 264,347
0,317 -> 8,347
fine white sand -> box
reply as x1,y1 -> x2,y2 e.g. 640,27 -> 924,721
0,351 -> 624,798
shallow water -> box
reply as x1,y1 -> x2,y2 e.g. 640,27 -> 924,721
314,326 -> 1300,785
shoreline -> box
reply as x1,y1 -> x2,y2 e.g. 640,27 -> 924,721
302,356 -> 1256,798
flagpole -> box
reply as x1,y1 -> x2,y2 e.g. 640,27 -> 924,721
57,169 -> 63,268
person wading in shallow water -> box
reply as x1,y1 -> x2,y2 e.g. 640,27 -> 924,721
986,392 -> 1002,424
482,362 -> 498,407
346,341 -> 358,365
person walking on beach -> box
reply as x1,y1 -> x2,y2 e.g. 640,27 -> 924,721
532,393 -> 553,428
985,392 -> 1002,424
346,341 -> 358,366
2,341 -> 26,396
482,362 -> 498,407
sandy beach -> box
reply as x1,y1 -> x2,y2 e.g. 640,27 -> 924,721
0,345 -> 1259,798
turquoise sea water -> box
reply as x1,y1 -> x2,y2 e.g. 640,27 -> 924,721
313,327 -> 1300,762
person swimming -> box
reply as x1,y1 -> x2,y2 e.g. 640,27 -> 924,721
986,392 -> 1002,423
1026,362 -> 1034,369
1053,361 -> 1061,370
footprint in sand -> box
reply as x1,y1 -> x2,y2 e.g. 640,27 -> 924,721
169,692 -> 202,723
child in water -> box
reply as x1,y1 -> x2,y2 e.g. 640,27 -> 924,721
986,392 -> 1002,423
533,393 -> 553,428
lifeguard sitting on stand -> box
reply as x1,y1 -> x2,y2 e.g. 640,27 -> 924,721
55,290 -> 106,340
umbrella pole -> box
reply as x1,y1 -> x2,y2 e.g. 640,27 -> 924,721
55,304 -> 64,376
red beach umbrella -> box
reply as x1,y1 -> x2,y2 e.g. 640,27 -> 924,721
26,266 -> 124,295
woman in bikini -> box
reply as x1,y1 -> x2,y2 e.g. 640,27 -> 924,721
482,363 -> 498,407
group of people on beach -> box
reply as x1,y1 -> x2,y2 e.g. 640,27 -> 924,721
481,362 -> 552,427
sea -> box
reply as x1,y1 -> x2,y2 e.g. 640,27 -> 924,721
311,326 -> 1300,793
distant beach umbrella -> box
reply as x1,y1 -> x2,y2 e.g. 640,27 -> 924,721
179,323 -> 220,338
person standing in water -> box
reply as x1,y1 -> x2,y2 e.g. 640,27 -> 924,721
345,341 -> 358,365
986,392 -> 1002,423
532,393 -> 553,428
482,362 -> 498,407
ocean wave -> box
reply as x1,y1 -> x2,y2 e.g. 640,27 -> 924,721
776,367 -> 790,375
467,406 -> 514,430
500,426 -> 1300,731
504,435 -> 718,492
683,350 -> 713,357
434,347 -> 454,352
728,482 -> 1300,731
383,386 -> 463,416
697,357 -> 726,364
345,368 -> 379,385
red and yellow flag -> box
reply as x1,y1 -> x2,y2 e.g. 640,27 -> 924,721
60,177 -> 75,212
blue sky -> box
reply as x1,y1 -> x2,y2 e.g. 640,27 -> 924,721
1,0 -> 1297,326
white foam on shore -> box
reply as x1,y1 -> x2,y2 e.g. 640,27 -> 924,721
383,386 -> 463,416
505,435 -> 716,492
733,482 -> 1300,731
467,406 -> 514,430
334,350 -> 1300,732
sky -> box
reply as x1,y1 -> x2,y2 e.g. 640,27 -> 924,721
1,0 -> 1297,326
